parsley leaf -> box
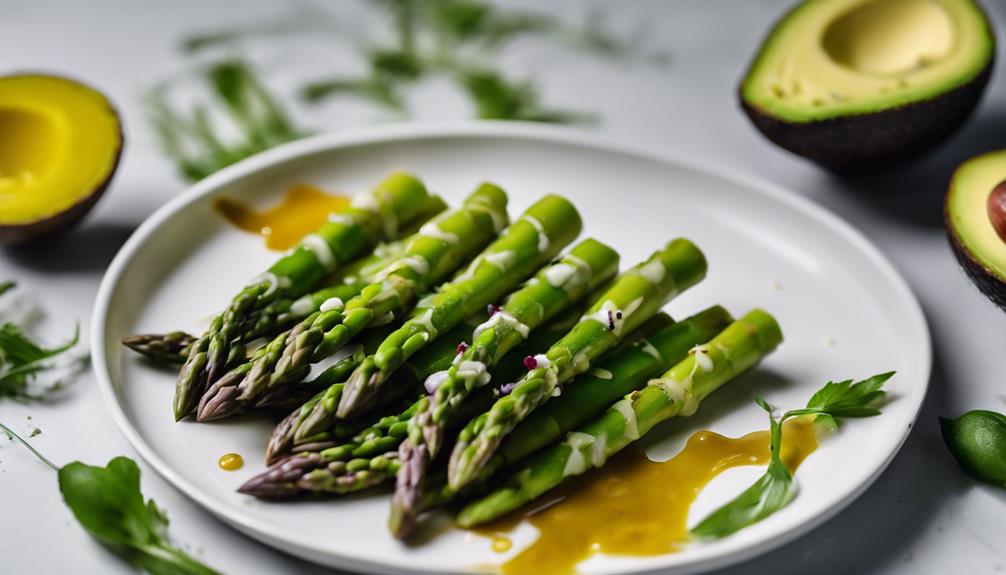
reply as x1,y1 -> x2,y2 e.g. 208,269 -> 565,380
691,371 -> 894,540
805,371 -> 891,418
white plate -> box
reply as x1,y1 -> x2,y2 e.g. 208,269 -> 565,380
92,123 -> 930,575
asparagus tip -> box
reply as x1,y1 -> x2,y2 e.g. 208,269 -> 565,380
237,454 -> 321,499
265,409 -> 299,465
196,375 -> 245,422
389,441 -> 427,539
336,364 -> 382,419
448,436 -> 495,492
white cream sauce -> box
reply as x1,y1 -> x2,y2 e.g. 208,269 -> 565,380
522,215 -> 549,253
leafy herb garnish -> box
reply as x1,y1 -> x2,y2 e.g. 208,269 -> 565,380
0,282 -> 81,402
148,59 -> 306,182
153,1 -> 666,181
691,371 -> 894,540
0,422 -> 221,575
455,67 -> 592,123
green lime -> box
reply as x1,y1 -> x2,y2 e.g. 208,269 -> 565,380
940,410 -> 1006,488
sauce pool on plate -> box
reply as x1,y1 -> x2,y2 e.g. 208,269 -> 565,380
476,419 -> 818,575
214,183 -> 348,251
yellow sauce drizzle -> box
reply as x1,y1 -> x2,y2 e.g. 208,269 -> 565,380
218,453 -> 244,471
214,183 -> 348,251
478,419 -> 818,575
490,536 -> 512,553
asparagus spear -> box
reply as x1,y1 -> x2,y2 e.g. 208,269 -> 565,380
334,195 -> 584,421
195,185 -> 508,421
236,236 -> 418,342
390,239 -> 619,531
123,332 -> 196,366
447,239 -> 707,490
243,301 -> 589,496
174,171 -> 434,420
455,308 -> 783,527
121,231 -> 425,367
124,282 -> 379,369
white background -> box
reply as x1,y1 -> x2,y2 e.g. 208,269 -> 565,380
1,1 -> 1004,574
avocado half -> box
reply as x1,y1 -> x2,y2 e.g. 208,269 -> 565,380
740,0 -> 995,170
946,150 -> 1006,310
0,74 -> 123,243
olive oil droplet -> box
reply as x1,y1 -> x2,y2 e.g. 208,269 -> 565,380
218,453 -> 244,471
490,536 -> 512,553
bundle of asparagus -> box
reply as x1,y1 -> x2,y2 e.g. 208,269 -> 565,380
196,184 -> 509,421
173,172 -> 443,420
125,170 -> 786,546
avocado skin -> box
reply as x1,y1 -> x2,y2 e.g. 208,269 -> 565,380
0,74 -> 124,244
945,187 -> 1006,311
740,62 -> 993,171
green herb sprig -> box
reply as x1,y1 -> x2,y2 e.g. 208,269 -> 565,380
691,371 -> 894,540
148,59 -> 306,182
152,1 -> 667,181
0,282 -> 81,402
0,422 -> 221,575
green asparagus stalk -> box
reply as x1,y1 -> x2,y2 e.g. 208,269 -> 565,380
195,186 -> 508,421
243,301 -> 590,496
334,195 -> 584,422
174,171 -> 434,420
122,232 -> 426,367
455,308 -> 783,527
237,235 -> 419,341
123,332 -> 197,366
447,239 -> 707,490
390,239 -> 619,533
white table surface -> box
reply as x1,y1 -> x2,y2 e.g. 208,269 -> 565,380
1,1 -> 1004,573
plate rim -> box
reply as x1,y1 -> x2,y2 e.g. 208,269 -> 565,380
91,121 -> 932,575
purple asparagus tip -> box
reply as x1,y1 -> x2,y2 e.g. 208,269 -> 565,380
390,441 -> 428,539
238,454 -> 323,499
195,372 -> 246,422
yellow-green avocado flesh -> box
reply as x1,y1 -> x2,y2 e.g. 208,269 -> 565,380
741,0 -> 995,169
946,150 -> 1006,310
